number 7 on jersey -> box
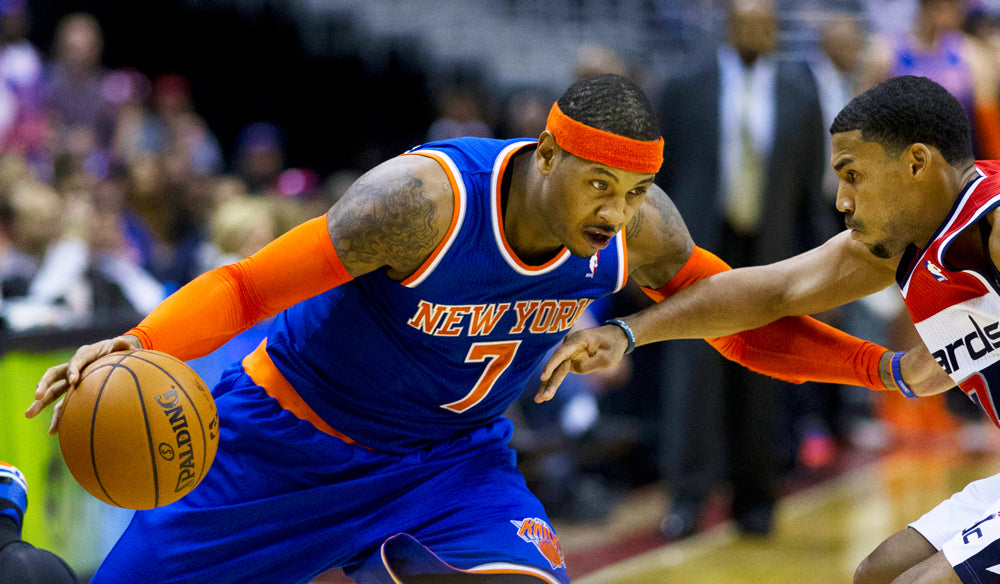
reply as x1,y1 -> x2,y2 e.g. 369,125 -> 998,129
440,341 -> 521,413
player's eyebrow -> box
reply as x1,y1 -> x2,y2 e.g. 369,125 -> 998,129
833,158 -> 853,172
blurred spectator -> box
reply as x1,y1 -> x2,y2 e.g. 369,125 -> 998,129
573,44 -> 630,80
106,67 -> 153,166
41,13 -> 116,166
0,172 -> 161,330
812,11 -> 866,201
0,0 -> 43,161
148,73 -> 224,177
426,85 -> 493,141
232,121 -> 285,194
965,9 -> 1000,80
862,0 -> 1000,159
0,174 -> 56,304
120,152 -> 206,291
654,0 -> 834,540
109,70 -> 224,197
495,88 -> 551,140
196,193 -> 308,273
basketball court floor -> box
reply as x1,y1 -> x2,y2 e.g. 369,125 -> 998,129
312,394 -> 1000,583
570,430 -> 1000,584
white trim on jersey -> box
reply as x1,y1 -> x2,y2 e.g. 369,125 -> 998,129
936,173 -> 997,268
402,149 -> 468,288
491,141 -> 572,276
469,562 -> 564,583
614,233 -> 628,292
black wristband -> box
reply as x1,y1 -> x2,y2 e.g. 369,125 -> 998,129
603,318 -> 636,355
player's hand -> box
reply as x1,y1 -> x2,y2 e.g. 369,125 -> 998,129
898,344 -> 955,397
536,324 -> 630,403
25,335 -> 142,435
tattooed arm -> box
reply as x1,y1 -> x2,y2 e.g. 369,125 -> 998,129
327,154 -> 453,280
621,184 -> 696,290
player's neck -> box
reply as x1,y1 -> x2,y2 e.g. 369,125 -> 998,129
503,151 -> 562,264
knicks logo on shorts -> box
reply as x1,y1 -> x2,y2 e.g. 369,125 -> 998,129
511,517 -> 564,569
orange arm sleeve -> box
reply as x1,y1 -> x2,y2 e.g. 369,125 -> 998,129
975,102 -> 1000,160
640,246 -> 888,390
126,215 -> 353,360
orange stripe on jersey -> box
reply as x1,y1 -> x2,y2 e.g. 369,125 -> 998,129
493,144 -> 571,274
399,150 -> 466,288
242,340 -> 367,448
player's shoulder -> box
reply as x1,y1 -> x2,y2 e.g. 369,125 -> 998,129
327,153 -> 456,278
623,185 -> 694,288
406,137 -> 535,170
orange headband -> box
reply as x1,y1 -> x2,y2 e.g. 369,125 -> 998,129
545,102 -> 664,174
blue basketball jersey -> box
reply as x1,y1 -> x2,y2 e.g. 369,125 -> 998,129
260,137 -> 628,453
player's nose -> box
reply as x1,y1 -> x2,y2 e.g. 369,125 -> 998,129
835,186 -> 853,214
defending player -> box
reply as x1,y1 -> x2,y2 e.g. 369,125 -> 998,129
542,75 -> 1000,584
26,74 -> 936,583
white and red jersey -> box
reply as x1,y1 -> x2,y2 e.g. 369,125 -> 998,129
897,161 -> 1000,428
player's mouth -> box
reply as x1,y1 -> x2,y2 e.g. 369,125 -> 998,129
583,227 -> 616,250
844,216 -> 863,236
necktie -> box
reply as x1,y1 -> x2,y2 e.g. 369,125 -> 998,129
727,73 -> 763,234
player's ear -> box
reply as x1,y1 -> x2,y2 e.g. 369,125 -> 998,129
906,143 -> 932,179
536,131 -> 559,175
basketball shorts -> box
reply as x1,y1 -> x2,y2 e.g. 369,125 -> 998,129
910,472 -> 1000,582
90,365 -> 570,584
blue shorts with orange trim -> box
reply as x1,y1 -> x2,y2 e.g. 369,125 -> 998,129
90,365 -> 570,584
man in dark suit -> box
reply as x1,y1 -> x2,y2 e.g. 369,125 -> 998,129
655,0 -> 838,538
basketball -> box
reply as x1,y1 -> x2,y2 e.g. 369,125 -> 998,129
57,349 -> 219,510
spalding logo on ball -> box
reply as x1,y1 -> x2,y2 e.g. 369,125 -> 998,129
58,349 -> 219,510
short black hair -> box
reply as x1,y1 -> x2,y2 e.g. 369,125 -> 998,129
557,74 -> 661,141
830,75 -> 973,166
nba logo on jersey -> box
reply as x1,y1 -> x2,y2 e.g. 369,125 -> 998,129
511,517 -> 565,569
926,260 -> 947,282
587,252 -> 600,278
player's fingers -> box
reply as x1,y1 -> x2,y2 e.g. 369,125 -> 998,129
65,347 -> 99,386
540,337 -> 589,382
535,360 -> 572,403
25,378 -> 69,418
49,396 -> 67,435
66,340 -> 120,385
34,363 -> 68,399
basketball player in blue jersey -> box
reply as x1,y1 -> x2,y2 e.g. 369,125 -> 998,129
543,75 -> 1000,584
25,74 -> 935,584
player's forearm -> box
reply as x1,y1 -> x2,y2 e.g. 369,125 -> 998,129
129,216 -> 352,360
632,266 -> 789,346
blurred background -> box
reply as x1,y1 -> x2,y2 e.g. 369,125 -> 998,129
4,0 -> 1000,582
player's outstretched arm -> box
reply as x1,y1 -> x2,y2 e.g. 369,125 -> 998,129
627,230 -> 896,341
539,193 -> 901,401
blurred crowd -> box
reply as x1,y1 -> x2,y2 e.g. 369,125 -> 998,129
0,8 -> 335,334
6,0 -> 1000,566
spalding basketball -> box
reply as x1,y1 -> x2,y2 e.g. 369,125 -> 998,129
58,349 -> 219,510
